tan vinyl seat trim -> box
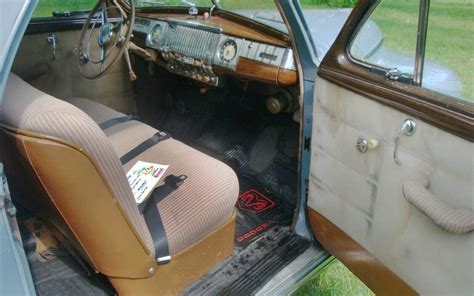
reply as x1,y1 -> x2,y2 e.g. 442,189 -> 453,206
0,123 -> 154,269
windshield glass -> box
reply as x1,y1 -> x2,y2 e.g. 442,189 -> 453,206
136,0 -> 211,8
135,0 -> 287,32
217,0 -> 287,32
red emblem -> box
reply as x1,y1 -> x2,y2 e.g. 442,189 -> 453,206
237,189 -> 275,213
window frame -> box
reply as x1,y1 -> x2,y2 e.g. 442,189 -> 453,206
346,0 -> 471,103
346,0 -> 426,85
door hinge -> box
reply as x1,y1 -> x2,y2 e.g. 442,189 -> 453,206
304,178 -> 309,198
304,137 -> 311,151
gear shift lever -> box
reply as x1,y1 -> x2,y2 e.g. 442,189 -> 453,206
124,49 -> 137,81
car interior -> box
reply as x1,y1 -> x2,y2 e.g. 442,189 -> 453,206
0,1 -> 314,295
2,0 -> 473,295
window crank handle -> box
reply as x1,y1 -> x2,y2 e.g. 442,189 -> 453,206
394,119 -> 416,166
47,33 -> 57,61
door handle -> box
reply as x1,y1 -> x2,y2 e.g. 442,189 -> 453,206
403,174 -> 474,234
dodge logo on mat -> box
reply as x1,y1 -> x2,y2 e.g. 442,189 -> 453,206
237,189 -> 275,213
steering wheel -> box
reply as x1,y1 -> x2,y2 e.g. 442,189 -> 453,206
78,0 -> 135,79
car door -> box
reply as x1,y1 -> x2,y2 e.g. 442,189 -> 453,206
0,0 -> 38,295
10,0 -> 134,114
306,0 -> 473,295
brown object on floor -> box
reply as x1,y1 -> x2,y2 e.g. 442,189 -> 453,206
109,212 -> 236,295
22,217 -> 62,261
308,208 -> 418,296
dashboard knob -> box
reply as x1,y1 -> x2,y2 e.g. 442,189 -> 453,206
266,93 -> 289,114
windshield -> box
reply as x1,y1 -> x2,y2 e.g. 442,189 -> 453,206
217,0 -> 287,32
135,0 -> 287,32
136,0 -> 211,8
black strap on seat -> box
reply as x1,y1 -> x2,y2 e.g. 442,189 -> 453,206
98,114 -> 134,130
120,131 -> 171,165
140,174 -> 187,265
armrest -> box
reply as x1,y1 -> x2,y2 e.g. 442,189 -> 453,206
403,174 -> 474,234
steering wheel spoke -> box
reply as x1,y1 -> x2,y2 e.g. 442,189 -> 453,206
101,0 -> 109,24
100,46 -> 107,63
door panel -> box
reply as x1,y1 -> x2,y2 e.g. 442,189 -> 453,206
309,76 -> 473,294
11,28 -> 133,114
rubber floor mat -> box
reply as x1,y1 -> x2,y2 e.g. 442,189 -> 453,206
144,83 -> 303,294
19,221 -> 114,296
234,180 -> 294,248
150,93 -> 299,246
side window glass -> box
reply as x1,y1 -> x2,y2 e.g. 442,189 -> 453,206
33,0 -> 96,18
349,1 -> 420,78
422,0 -> 472,101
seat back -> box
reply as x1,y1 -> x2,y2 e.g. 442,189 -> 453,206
0,74 -> 156,278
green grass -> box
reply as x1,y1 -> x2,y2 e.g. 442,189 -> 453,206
32,0 -> 96,17
293,259 -> 374,296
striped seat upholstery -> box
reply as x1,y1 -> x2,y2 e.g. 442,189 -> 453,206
0,73 -> 238,267
66,97 -> 241,254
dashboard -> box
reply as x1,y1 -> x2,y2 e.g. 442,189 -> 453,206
132,15 -> 298,86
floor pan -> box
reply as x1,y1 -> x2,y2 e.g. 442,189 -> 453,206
184,227 -> 310,295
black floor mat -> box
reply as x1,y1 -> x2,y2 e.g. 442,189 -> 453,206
235,176 -> 294,248
28,255 -> 113,296
19,222 -> 114,296
151,95 -> 299,247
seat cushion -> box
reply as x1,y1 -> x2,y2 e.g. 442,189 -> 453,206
123,138 -> 239,254
67,96 -> 239,254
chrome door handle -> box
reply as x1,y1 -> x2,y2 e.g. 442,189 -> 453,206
393,119 -> 416,166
